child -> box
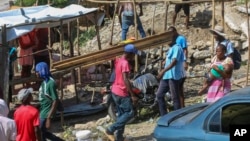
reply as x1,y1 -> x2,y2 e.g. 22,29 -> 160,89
198,44 -> 233,95
198,64 -> 232,95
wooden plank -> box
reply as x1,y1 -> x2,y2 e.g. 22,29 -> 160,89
52,31 -> 173,71
86,0 -> 235,4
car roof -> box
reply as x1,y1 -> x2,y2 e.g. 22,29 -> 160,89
219,86 -> 250,101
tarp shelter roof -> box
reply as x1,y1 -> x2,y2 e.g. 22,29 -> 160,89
0,4 -> 101,43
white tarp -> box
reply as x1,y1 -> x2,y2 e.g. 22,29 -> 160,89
0,4 -> 103,43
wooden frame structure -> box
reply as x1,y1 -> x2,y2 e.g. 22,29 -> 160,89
0,5 -> 101,106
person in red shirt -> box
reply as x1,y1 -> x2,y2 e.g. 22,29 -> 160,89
14,88 -> 42,141
105,44 -> 139,141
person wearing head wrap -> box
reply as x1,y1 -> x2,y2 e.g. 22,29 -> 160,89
35,62 -> 63,141
14,88 -> 42,141
0,99 -> 17,141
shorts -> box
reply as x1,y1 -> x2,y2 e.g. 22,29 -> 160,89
175,4 -> 190,16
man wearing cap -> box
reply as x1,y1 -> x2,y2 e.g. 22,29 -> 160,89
210,25 -> 234,57
14,88 -> 42,141
0,99 -> 17,141
105,44 -> 139,141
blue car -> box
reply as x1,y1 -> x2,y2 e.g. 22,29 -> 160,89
153,87 -> 250,141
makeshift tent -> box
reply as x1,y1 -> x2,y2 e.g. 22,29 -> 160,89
0,4 -> 104,105
0,4 -> 104,43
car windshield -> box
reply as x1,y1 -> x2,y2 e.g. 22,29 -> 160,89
170,105 -> 208,126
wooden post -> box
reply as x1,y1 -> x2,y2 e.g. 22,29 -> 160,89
221,1 -> 225,30
151,4 -> 156,36
0,25 -> 10,105
48,27 -> 53,69
77,0 -> 82,85
59,20 -> 64,126
245,0 -> 250,86
211,0 -> 216,58
132,0 -> 139,72
164,2 -> 169,31
109,0 -> 120,45
132,0 -> 138,39
95,12 -> 102,50
68,22 -> 79,104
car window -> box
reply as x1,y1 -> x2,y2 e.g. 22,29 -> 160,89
207,103 -> 250,133
208,110 -> 221,132
221,103 -> 250,133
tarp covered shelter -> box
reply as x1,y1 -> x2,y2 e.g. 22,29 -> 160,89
0,4 -> 102,43
0,4 -> 103,104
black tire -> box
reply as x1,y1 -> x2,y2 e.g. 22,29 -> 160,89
108,101 -> 136,124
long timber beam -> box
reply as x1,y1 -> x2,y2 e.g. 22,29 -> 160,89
86,0 -> 234,4
52,31 -> 173,72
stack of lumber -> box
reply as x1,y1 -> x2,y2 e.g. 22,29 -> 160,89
52,31 -> 173,71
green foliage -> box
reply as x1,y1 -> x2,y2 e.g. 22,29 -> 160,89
14,0 -> 68,7
74,27 -> 96,48
15,0 -> 36,6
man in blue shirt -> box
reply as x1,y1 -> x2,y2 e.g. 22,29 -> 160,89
156,43 -> 185,116
169,26 -> 188,108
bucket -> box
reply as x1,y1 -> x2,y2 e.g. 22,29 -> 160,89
75,130 -> 92,141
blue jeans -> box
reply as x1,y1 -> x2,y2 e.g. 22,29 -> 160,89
40,118 -> 64,141
121,15 -> 146,40
156,79 -> 181,116
107,93 -> 134,141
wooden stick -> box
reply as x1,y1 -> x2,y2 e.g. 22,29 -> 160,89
211,0 -> 215,59
132,0 -> 139,72
91,86 -> 96,104
59,20 -> 64,126
164,2 -> 169,31
151,4 -> 156,35
245,0 -> 250,86
95,12 -> 102,50
109,0 -> 120,45
221,1 -> 225,30
17,48 -> 51,58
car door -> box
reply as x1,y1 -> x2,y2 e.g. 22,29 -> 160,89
204,101 -> 250,141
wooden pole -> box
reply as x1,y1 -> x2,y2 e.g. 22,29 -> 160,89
68,22 -> 79,104
95,12 -> 102,50
132,0 -> 139,72
221,1 -> 225,30
77,0 -> 82,85
59,20 -> 64,126
1,25 -> 10,105
164,2 -> 169,31
48,27 -> 53,69
109,0 -> 120,45
245,0 -> 250,86
132,0 -> 138,39
151,4 -> 156,36
211,0 -> 215,58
